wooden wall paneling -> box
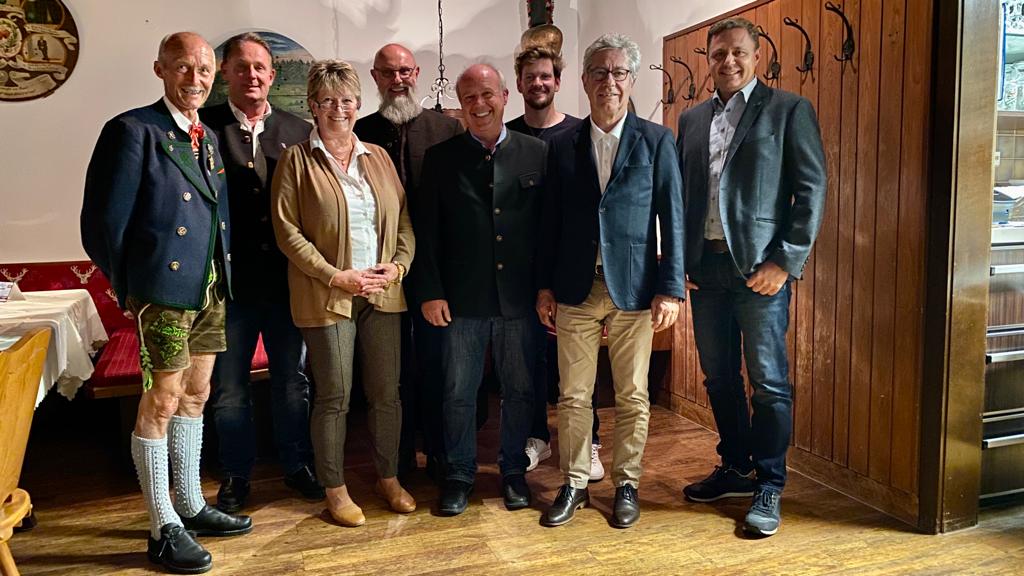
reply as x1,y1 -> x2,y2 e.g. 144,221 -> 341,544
833,0 -> 861,468
791,0 -> 821,454
682,32 -> 701,406
663,39 -> 674,131
762,0 -> 782,90
866,0 -> 907,486
697,27 -> 712,103
890,0 -> 929,497
849,0 -> 882,477
778,0 -> 802,451
810,0 -> 844,461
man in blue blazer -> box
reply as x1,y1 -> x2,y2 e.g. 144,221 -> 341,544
676,17 -> 826,537
537,34 -> 685,529
81,32 -> 250,574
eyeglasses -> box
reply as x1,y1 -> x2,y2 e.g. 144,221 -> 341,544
314,97 -> 357,111
373,67 -> 416,79
587,67 -> 631,82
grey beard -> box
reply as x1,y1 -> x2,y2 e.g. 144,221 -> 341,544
379,92 -> 423,125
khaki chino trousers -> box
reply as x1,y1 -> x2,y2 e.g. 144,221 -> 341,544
555,279 -> 653,489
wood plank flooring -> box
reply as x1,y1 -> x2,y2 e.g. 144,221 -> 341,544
9,403 -> 1024,575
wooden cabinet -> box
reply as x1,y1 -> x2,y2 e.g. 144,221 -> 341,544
982,233 -> 1024,499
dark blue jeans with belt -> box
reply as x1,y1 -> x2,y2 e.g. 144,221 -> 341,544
689,251 -> 793,491
210,298 -> 314,478
442,315 -> 535,483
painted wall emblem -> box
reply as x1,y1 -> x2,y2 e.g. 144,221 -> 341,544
0,0 -> 79,101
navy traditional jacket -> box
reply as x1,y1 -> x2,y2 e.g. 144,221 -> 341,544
81,100 -> 232,310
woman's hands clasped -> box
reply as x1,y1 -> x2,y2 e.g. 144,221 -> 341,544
330,265 -> 395,297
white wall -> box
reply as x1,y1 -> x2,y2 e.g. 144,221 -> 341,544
1,0 -> 745,263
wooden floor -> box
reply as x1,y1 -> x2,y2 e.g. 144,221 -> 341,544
9,399 -> 1024,575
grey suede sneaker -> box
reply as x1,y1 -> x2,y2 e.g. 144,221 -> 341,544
743,487 -> 781,536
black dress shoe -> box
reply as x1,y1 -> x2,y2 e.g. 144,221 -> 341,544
542,484 -> 589,527
216,476 -> 250,514
147,523 -> 212,574
284,465 -> 326,500
181,505 -> 253,537
439,480 -> 474,516
610,485 -> 640,528
502,474 -> 531,511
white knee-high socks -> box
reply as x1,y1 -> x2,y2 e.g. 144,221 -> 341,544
130,434 -> 183,540
169,414 -> 207,518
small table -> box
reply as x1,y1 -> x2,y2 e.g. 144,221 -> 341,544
0,289 -> 108,406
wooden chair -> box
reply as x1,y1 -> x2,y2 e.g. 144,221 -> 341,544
0,328 -> 50,576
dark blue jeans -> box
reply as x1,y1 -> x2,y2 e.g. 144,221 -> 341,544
689,252 -> 793,490
211,298 -> 313,478
442,315 -> 535,483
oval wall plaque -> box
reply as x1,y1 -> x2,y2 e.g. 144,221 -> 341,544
0,0 -> 80,102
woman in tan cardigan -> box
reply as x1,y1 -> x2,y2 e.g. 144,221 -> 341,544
271,59 -> 415,527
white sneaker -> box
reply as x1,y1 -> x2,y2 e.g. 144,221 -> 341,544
525,437 -> 552,472
589,443 -> 605,482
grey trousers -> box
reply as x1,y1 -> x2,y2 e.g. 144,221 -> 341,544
302,297 -> 401,488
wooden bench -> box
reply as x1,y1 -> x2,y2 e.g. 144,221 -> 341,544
0,261 -> 268,399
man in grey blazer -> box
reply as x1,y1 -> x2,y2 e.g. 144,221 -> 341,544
676,17 -> 826,536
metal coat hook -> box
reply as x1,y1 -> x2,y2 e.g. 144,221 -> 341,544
755,25 -> 782,82
650,64 -> 676,105
784,16 -> 814,74
824,2 -> 856,62
692,47 -> 714,93
669,56 -> 696,101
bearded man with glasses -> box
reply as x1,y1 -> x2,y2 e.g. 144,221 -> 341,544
354,44 -> 463,483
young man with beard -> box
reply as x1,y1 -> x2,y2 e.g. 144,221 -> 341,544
505,46 -> 605,483
354,43 -> 463,481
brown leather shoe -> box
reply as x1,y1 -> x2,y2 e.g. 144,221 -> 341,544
375,479 -> 416,513
326,501 -> 365,527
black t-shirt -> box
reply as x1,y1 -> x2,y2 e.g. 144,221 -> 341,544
506,113 -> 583,144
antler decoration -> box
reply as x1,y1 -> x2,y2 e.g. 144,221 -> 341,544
0,267 -> 28,284
71,264 -> 97,284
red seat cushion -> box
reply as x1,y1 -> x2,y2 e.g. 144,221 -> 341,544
88,327 -> 143,396
88,329 -> 270,397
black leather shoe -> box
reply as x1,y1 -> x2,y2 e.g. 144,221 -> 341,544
439,480 -> 474,516
147,523 -> 212,574
502,474 -> 531,511
542,484 -> 589,527
181,505 -> 253,537
215,476 -> 250,514
284,465 -> 326,500
610,485 -> 640,528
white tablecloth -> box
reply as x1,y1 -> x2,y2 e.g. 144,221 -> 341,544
0,289 -> 109,407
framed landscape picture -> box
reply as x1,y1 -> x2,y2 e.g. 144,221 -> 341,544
206,30 -> 313,120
